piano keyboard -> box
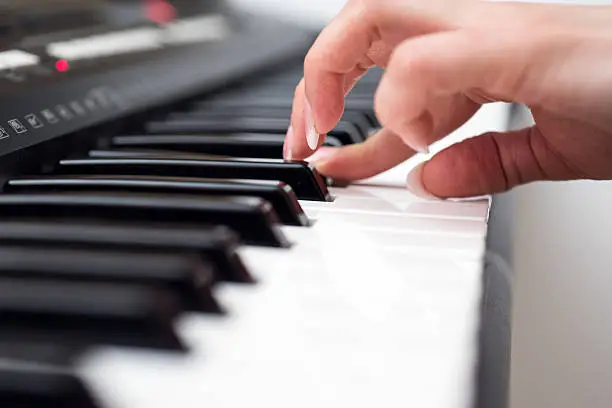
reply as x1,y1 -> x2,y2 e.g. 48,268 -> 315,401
0,4 -> 512,408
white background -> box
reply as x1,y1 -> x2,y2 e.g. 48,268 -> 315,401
228,1 -> 612,407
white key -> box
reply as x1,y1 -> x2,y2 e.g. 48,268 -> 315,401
309,211 -> 485,236
301,194 -> 489,220
296,187 -> 487,259
283,226 -> 486,260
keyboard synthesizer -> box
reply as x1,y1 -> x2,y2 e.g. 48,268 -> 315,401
0,1 -> 512,408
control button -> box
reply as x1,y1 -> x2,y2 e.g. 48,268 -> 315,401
0,126 -> 9,140
70,101 -> 86,116
89,89 -> 110,108
84,98 -> 98,111
0,50 -> 40,71
56,105 -> 74,120
41,109 -> 60,124
46,28 -> 162,61
107,90 -> 127,109
8,119 -> 27,134
25,114 -> 44,129
2,70 -> 26,83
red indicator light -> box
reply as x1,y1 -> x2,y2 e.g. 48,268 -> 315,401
55,59 -> 69,72
144,0 -> 176,24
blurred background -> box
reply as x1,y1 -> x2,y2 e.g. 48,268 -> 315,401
226,0 -> 612,408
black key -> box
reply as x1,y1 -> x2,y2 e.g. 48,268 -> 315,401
213,84 -> 376,102
175,107 -> 372,137
0,219 -> 253,284
8,175 -> 309,227
0,246 -> 222,314
58,155 -> 332,201
359,67 -> 384,84
0,365 -> 102,408
0,278 -> 184,351
86,150 -> 343,190
0,192 -> 288,247
0,343 -> 78,367
144,117 -> 364,145
111,133 -> 344,159
255,66 -> 382,86
205,94 -> 375,110
195,96 -> 378,127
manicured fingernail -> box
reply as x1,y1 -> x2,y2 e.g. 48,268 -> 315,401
405,162 -> 440,200
283,125 -> 293,160
305,97 -> 319,150
402,121 -> 431,154
415,144 -> 430,155
305,146 -> 336,165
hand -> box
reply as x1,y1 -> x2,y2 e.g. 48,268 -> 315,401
283,0 -> 612,199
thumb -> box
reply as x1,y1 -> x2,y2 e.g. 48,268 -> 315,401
407,127 -> 580,199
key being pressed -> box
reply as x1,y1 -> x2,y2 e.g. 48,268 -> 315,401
58,155 -> 332,201
0,279 -> 184,351
109,134 -> 343,159
8,175 -> 309,226
0,220 -> 253,284
144,117 -> 364,145
0,192 -> 288,247
0,365 -> 103,408
0,246 -> 222,314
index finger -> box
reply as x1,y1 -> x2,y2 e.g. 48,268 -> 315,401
285,4 -> 386,161
285,0 -> 463,161
304,3 -> 383,135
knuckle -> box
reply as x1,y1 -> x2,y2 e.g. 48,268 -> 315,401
303,48 -> 322,73
346,0 -> 383,28
388,41 -> 430,78
478,134 -> 512,191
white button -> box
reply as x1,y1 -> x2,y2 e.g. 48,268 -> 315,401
163,14 -> 230,44
47,28 -> 162,61
0,50 -> 39,71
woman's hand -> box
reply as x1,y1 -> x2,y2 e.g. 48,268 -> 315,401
283,0 -> 612,199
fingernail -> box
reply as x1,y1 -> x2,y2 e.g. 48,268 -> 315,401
405,162 -> 440,200
283,125 -> 293,161
305,146 -> 336,165
415,144 -> 430,155
402,121 -> 431,154
305,97 -> 319,150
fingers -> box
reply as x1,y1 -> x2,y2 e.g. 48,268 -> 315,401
306,128 -> 416,181
308,124 -> 582,199
283,79 -> 312,160
303,4 -> 386,136
283,6 -> 382,162
285,0 -> 460,161
407,127 -> 581,199
283,65 -> 375,161
375,27 -> 547,153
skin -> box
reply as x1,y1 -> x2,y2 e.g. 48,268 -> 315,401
283,0 -> 612,199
